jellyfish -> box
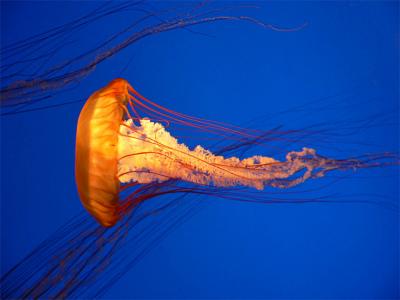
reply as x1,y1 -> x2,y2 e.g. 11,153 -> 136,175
1,1 -> 398,299
2,76 -> 397,298
2,2 -> 322,297
75,78 -> 398,228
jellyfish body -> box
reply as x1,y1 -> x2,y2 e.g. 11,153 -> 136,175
75,79 -> 399,228
2,2 -> 398,299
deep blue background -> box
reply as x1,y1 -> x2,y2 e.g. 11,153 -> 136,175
1,1 -> 399,299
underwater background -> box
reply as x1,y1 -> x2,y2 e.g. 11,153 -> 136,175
1,1 -> 399,299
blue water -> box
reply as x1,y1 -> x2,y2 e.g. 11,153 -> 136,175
1,1 -> 398,299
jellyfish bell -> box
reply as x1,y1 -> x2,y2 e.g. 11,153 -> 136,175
75,78 -> 130,227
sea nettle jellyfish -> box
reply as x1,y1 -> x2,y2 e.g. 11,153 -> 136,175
1,78 -> 398,299
1,3 -> 398,299
75,78 -> 398,227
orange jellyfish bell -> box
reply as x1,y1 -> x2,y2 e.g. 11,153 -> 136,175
75,78 -> 130,227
